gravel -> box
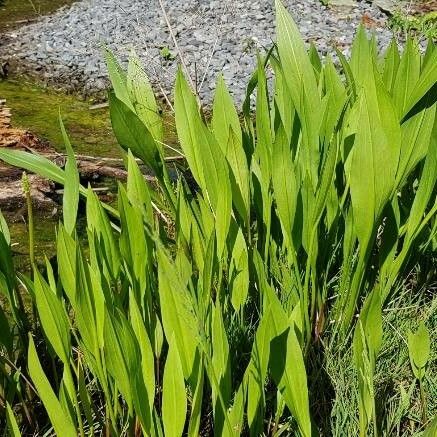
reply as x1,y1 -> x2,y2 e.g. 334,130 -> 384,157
0,0 -> 395,105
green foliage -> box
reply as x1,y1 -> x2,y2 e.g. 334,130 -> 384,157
408,322 -> 430,380
0,1 -> 436,435
389,10 -> 437,41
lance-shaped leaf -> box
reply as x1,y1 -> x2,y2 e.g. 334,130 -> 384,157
59,115 -> 79,235
349,68 -> 401,247
104,308 -> 141,413
255,57 -> 272,181
28,336 -> 77,437
157,246 -> 198,378
403,46 -> 437,119
127,150 -> 154,224
33,269 -> 71,365
162,334 -> 187,437
404,116 -> 437,241
175,70 -> 231,257
275,0 -> 321,185
263,284 -> 311,437
0,149 -> 65,184
104,47 -> 133,111
349,26 -> 378,90
127,50 -> 163,142
396,104 -> 436,187
408,322 -> 430,380
86,188 -> 121,280
187,357 -> 204,437
353,289 -> 382,437
129,292 -> 155,431
392,38 -> 420,119
382,39 -> 400,95
212,303 -> 232,434
109,92 -> 165,178
246,307 -> 273,436
212,77 -> 249,221
212,74 -> 242,155
118,184 -> 148,295
272,119 -> 297,250
6,402 -> 21,437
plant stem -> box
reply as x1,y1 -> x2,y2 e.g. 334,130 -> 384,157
419,378 -> 427,424
22,172 -> 35,268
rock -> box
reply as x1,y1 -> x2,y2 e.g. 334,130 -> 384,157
0,0 -> 395,105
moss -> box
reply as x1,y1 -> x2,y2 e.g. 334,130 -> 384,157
0,77 -> 121,156
0,77 -> 179,157
0,0 -> 76,31
8,215 -> 58,271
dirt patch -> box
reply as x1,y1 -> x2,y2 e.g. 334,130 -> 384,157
411,1 -> 437,15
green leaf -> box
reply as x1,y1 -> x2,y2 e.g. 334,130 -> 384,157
229,229 -> 249,311
353,289 -> 382,437
246,307 -> 273,435
118,184 -> 148,296
408,322 -> 430,379
129,292 -> 155,432
0,149 -> 65,184
127,51 -> 163,142
272,119 -> 297,249
225,382 -> 245,437
127,150 -> 154,224
212,75 -> 242,156
6,402 -> 21,437
392,38 -> 420,119
0,210 -> 10,245
28,336 -> 77,437
86,188 -> 121,280
59,115 -> 79,235
264,286 -> 312,437
212,303 -> 232,432
109,92 -> 163,176
212,76 -> 249,222
33,269 -> 71,365
255,57 -> 272,180
382,39 -> 400,95
349,68 -> 401,246
157,246 -> 198,378
275,0 -> 321,185
403,46 -> 437,118
174,69 -> 231,257
396,104 -> 436,187
162,334 -> 187,437
423,415 -> 437,437
56,224 -> 77,303
104,47 -> 134,111
187,358 -> 204,437
349,25 -> 373,89
104,308 -> 140,412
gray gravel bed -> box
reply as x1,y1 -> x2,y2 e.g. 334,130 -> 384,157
0,0 -> 395,104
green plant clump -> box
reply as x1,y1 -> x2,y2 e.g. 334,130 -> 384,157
0,1 -> 436,435
389,9 -> 437,41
